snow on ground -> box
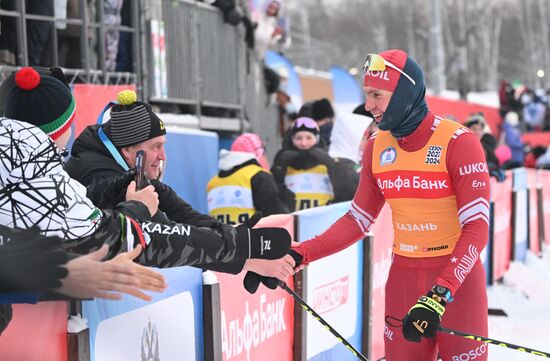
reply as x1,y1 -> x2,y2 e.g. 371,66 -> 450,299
487,246 -> 550,360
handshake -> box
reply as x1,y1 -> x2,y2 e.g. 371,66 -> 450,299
242,249 -> 303,294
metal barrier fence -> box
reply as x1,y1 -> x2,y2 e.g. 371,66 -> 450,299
0,0 -> 140,85
0,0 -> 280,143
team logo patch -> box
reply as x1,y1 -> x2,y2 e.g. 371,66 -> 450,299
425,145 -> 442,165
380,146 -> 397,166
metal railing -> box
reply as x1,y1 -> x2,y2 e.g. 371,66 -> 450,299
0,0 -> 140,85
0,0 -> 280,144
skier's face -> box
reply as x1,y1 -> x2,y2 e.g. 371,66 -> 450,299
363,86 -> 393,124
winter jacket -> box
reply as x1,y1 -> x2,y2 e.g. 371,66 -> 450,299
65,124 -> 246,274
207,150 -> 288,224
271,145 -> 338,211
0,119 -> 249,268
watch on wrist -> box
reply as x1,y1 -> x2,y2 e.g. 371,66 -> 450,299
432,285 -> 453,303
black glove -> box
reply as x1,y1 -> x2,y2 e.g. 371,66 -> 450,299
402,286 -> 451,342
86,170 -> 136,208
306,147 -> 335,166
243,249 -> 303,294
0,226 -> 69,292
234,213 -> 291,260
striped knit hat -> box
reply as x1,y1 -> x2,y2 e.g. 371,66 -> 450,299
0,67 -> 76,140
102,90 -> 166,147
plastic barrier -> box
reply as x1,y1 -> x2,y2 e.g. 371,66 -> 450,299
213,215 -> 295,361
540,170 -> 550,245
163,127 -> 219,214
367,205 -> 394,361
491,175 -> 513,281
527,169 -> 541,255
512,168 -> 529,262
295,202 -> 364,361
83,267 -> 204,361
0,301 -> 68,361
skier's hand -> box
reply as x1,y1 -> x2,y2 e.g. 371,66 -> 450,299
402,289 -> 447,342
243,249 -> 302,294
234,213 -> 291,260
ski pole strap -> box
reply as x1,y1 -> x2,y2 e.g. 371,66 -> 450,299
439,326 -> 550,358
279,282 -> 369,361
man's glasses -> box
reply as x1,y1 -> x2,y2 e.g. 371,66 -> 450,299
294,117 -> 319,130
363,53 -> 416,86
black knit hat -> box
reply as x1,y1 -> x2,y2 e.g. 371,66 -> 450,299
0,67 -> 76,140
311,98 -> 335,121
102,90 -> 166,148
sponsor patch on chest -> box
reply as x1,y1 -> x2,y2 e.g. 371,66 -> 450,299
425,145 -> 443,165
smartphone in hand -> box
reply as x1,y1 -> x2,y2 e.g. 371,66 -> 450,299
135,150 -> 147,191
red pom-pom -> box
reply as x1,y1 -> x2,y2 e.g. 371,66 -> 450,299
14,67 -> 41,91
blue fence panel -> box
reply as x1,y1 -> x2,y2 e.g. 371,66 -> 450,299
296,202 -> 364,360
163,128 -> 218,214
83,266 -> 204,360
512,168 -> 528,262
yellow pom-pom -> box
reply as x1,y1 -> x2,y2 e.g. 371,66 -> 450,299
117,90 -> 137,105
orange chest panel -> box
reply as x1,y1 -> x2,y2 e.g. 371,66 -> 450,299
371,119 -> 464,257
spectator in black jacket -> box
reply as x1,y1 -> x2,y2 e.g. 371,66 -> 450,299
65,90 -> 291,276
1,71 -> 289,275
271,117 -> 340,211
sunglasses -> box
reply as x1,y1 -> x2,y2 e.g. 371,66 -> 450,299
294,117 -> 319,130
362,53 -> 416,86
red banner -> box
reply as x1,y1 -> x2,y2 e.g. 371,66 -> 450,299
527,169 -> 540,255
426,96 -> 502,137
215,215 -> 295,361
540,170 -> 550,245
369,204 -> 394,361
522,131 -> 550,147
72,84 -> 136,137
0,302 -> 68,361
491,175 -> 513,281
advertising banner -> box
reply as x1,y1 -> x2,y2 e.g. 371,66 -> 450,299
527,169 -> 540,255
215,214 -> 295,361
491,175 -> 513,281
296,202 -> 364,361
0,301 -> 67,361
83,266 -> 203,361
72,84 -> 137,138
369,204 -> 394,361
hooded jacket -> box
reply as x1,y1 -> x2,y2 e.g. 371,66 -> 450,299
0,119 -> 251,268
207,150 -> 288,222
65,123 -> 246,273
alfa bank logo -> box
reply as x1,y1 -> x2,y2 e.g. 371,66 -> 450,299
313,276 -> 350,314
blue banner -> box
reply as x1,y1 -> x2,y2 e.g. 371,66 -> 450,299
83,266 -> 204,361
265,51 -> 303,108
295,202 -> 364,361
163,128 -> 219,214
330,66 -> 363,115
